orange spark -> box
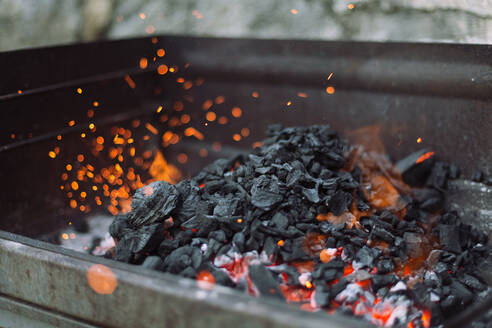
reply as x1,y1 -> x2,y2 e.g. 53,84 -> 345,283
124,75 -> 136,89
87,264 -> 118,295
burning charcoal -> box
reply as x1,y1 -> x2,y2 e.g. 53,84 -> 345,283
471,170 -> 484,182
425,249 -> 443,267
328,190 -> 352,216
355,246 -> 380,269
396,148 -> 435,186
331,278 -> 349,298
251,176 -> 284,210
438,224 -> 462,253
434,262 -> 452,285
127,181 -> 179,228
248,264 -> 284,300
371,274 -> 398,291
182,214 -> 217,237
376,259 -> 395,274
142,256 -> 164,270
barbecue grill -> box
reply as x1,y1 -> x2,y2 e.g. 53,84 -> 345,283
0,36 -> 490,328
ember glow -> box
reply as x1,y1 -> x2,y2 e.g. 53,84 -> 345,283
87,264 -> 118,295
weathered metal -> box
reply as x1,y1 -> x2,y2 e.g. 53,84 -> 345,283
0,231 -> 368,328
0,36 -> 491,327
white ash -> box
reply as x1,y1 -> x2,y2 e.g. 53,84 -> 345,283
335,283 -> 363,303
59,214 -> 113,254
298,272 -> 312,286
390,281 -> 407,292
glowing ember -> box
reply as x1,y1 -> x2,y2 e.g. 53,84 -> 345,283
87,264 -> 118,295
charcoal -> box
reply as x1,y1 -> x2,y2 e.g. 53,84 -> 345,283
376,259 -> 395,274
232,232 -> 245,252
251,175 -> 284,210
163,246 -> 193,274
438,224 -> 462,253
448,163 -> 460,179
302,187 -> 320,203
109,124 -> 490,328
371,226 -> 395,244
414,188 -> 444,212
426,161 -> 449,189
127,181 -> 179,227
371,274 -> 398,291
117,223 -> 165,255
331,278 -> 349,298
182,214 -> 217,237
142,256 -> 164,270
109,214 -> 130,240
425,249 -> 443,267
271,212 -> 290,230
213,197 -> 240,217
471,170 -> 484,182
248,264 -> 284,300
396,148 -> 435,186
209,230 -> 227,243
328,190 -> 352,216
314,287 -> 331,307
458,273 -> 486,292
449,279 -> 474,305
434,262 -> 452,285
355,246 -> 380,268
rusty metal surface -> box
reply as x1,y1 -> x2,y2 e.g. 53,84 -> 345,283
0,231 -> 370,328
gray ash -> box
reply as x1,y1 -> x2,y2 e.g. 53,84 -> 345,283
109,125 -> 491,327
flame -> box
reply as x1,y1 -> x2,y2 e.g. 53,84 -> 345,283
148,150 -> 182,184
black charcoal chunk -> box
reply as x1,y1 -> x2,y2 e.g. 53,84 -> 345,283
471,170 -> 484,182
371,274 -> 398,291
127,181 -> 179,227
163,246 -> 194,274
426,161 -> 449,190
376,259 -> 395,274
396,148 -> 435,186
271,212 -> 290,230
458,274 -> 486,292
439,224 -> 462,253
315,287 -> 331,307
251,176 -> 284,210
331,278 -> 349,297
328,191 -> 352,216
118,223 -> 165,255
248,264 -> 284,300
449,280 -> 474,305
355,246 -> 380,268
109,214 -> 129,240
142,256 -> 164,270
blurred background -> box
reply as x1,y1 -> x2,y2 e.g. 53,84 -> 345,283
1,0 -> 491,52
